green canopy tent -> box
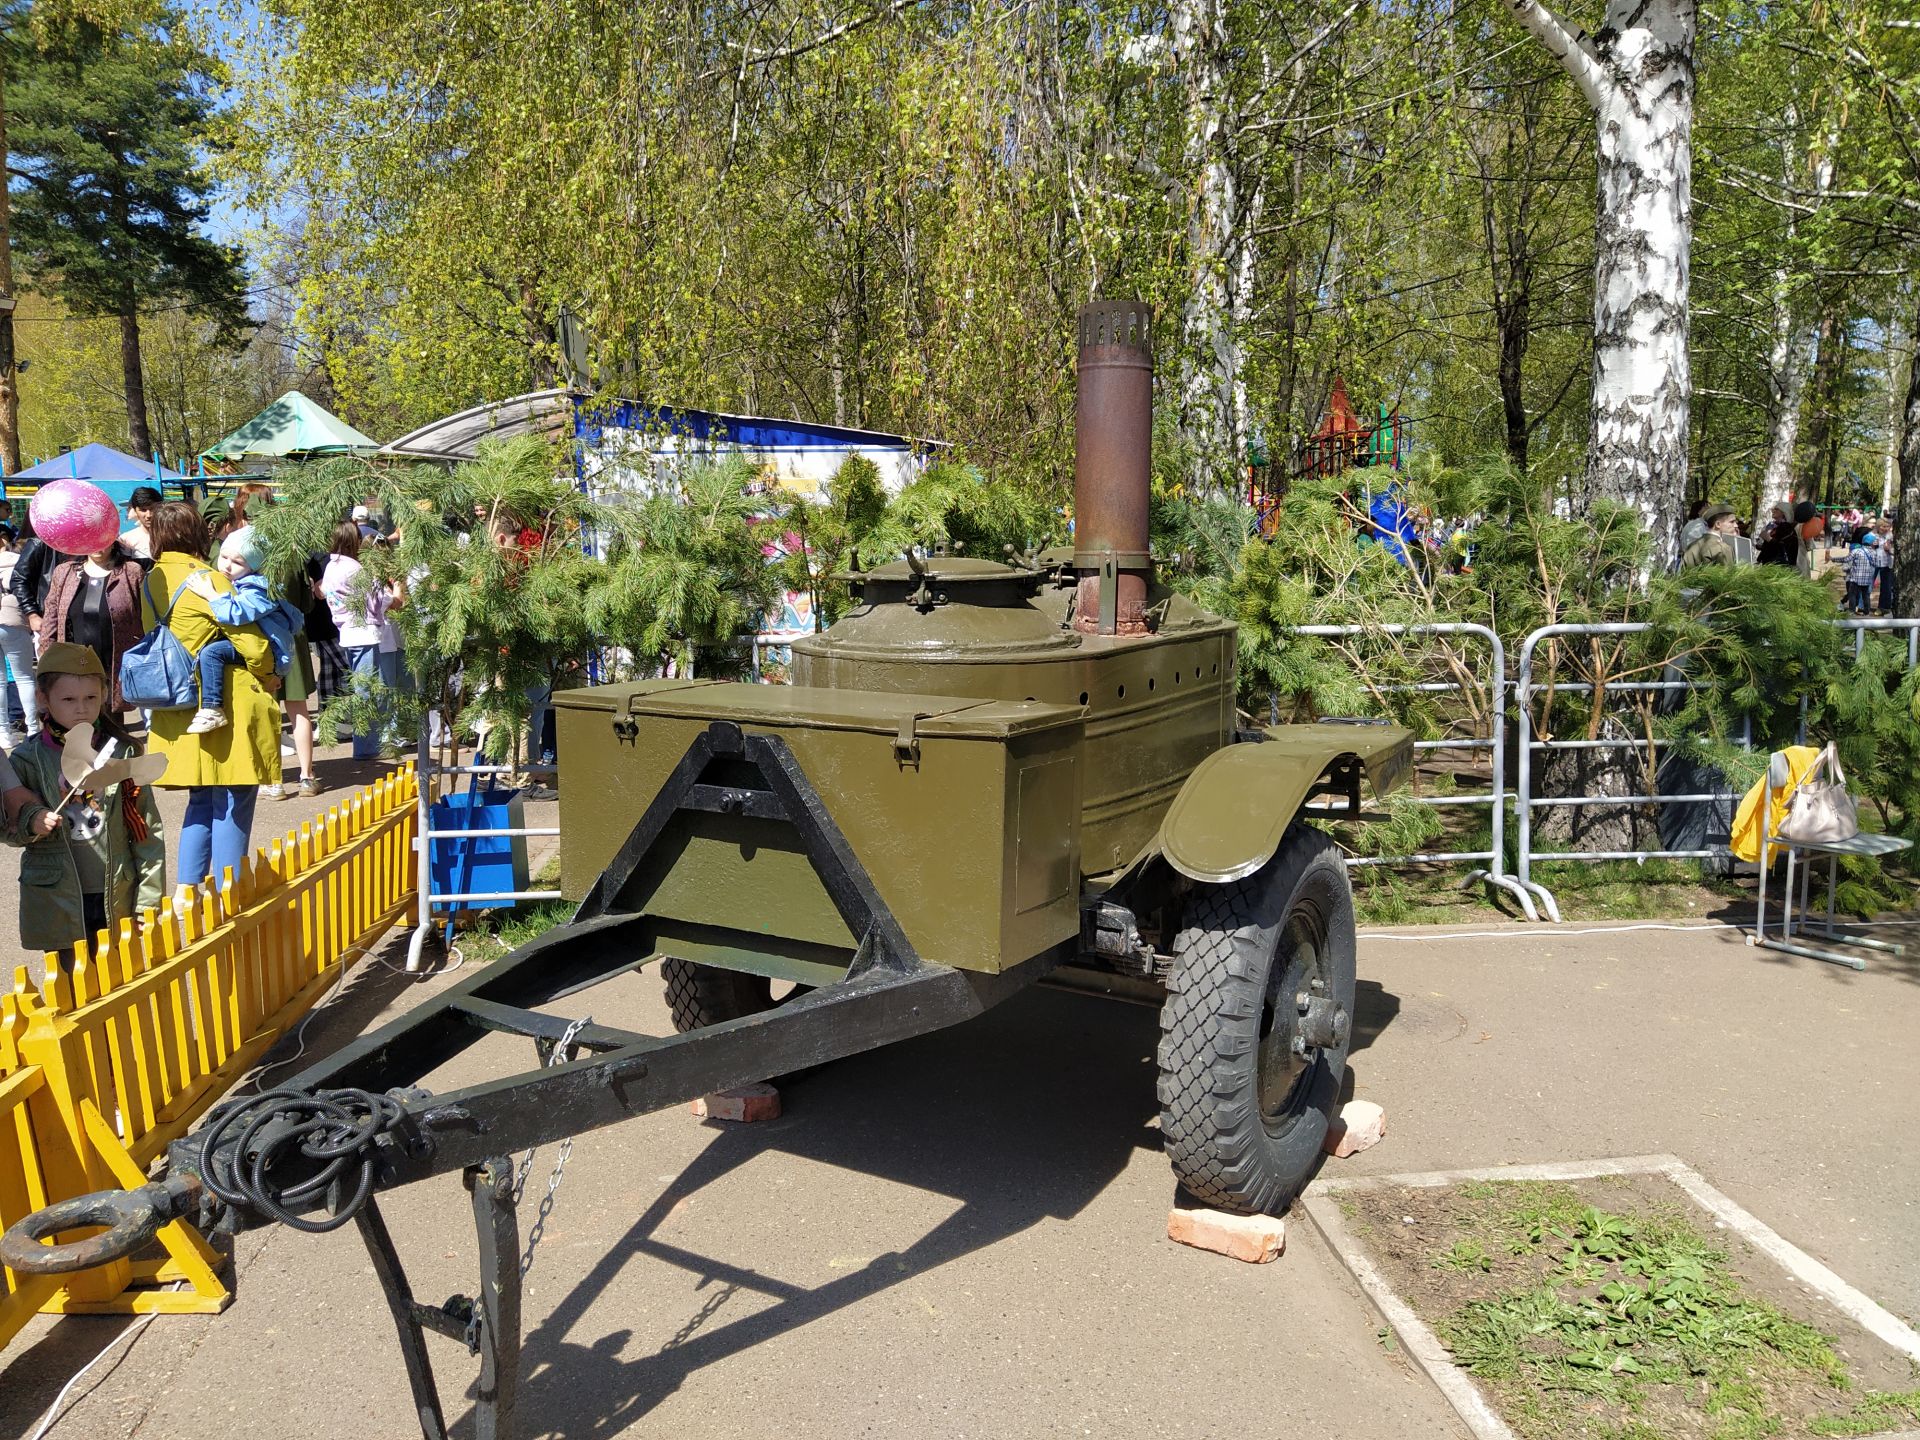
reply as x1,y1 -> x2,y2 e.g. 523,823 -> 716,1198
202,391 -> 378,464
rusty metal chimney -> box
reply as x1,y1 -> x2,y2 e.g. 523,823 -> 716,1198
1072,300 -> 1153,636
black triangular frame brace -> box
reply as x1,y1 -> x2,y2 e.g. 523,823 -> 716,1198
355,1158 -> 523,1440
571,720 -> 922,974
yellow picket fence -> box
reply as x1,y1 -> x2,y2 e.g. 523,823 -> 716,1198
0,766 -> 419,1349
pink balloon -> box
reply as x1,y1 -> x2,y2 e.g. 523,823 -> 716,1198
29,480 -> 124,557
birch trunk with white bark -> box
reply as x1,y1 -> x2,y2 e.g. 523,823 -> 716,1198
1758,109 -> 1839,522
1172,0 -> 1249,495
1757,104 -> 1811,521
1505,0 -> 1696,564
1759,287 -> 1813,520
1885,304 -> 1907,515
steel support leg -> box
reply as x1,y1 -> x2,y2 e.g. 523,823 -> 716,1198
355,1198 -> 451,1440
353,1159 -> 523,1440
467,1157 -> 523,1440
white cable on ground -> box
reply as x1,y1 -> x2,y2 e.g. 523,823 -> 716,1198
249,921 -> 447,1090
24,1300 -> 169,1440
1357,919 -> 1744,942
1359,916 -> 1920,942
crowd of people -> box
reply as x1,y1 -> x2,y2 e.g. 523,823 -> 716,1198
0,483 -> 418,961
1682,498 -> 1900,615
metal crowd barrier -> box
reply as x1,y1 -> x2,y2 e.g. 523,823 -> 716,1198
1515,616 -> 1920,923
1290,623 -> 1537,917
406,731 -> 562,972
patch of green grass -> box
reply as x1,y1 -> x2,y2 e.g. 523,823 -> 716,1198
1433,1190 -> 1851,1440
1436,1239 -> 1494,1273
1350,852 -> 1763,926
1529,858 -> 1743,922
453,897 -> 572,965
1356,868 -> 1422,924
1808,1389 -> 1920,1436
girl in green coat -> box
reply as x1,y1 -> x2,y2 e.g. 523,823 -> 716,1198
8,642 -> 166,957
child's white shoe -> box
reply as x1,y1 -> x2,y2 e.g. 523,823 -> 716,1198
185,708 -> 229,734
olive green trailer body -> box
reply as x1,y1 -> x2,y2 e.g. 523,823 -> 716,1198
553,679 -> 1087,977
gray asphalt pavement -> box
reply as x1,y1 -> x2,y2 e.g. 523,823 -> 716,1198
2,905 -> 1915,1439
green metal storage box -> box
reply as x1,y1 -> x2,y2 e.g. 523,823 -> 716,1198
551,680 -> 1087,976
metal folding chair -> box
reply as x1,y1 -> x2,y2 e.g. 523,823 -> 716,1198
1750,750 -> 1910,971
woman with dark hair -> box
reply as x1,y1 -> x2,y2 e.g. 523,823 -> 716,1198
140,501 -> 280,891
319,520 -> 390,761
38,538 -> 147,713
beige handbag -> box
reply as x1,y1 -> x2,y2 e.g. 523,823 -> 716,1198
1774,743 -> 1860,844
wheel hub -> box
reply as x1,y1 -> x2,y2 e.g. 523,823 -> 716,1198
1256,910 -> 1335,1128
1295,991 -> 1350,1052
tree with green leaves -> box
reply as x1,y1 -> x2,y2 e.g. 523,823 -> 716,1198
6,7 -> 247,455
1500,0 -> 1698,563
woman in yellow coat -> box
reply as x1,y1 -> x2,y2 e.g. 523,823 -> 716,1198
141,502 -> 281,890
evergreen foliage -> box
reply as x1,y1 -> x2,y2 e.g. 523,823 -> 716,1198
5,6 -> 247,450
858,460 -> 1061,564
591,454 -> 781,677
774,454 -> 896,629
251,437 -> 779,759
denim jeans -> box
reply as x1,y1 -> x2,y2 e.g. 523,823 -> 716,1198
346,644 -> 382,760
377,649 -> 403,743
527,681 -> 554,766
0,623 -> 38,738
178,785 -> 258,889
197,637 -> 240,709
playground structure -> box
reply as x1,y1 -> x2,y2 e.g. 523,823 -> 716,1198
1250,377 -> 1409,537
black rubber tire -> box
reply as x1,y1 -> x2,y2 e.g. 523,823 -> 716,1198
661,958 -> 780,1032
1156,824 -> 1357,1215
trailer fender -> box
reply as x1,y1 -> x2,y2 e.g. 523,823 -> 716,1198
1155,724 -> 1414,885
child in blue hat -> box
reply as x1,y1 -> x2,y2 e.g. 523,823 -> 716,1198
184,525 -> 303,734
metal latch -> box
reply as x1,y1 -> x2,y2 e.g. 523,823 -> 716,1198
894,713 -> 922,768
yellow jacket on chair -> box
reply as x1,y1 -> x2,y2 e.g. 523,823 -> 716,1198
1729,744 -> 1822,863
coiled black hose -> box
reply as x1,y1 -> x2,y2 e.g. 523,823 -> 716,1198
197,1088 -> 409,1232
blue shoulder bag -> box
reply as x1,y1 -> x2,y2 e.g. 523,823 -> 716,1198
119,574 -> 201,710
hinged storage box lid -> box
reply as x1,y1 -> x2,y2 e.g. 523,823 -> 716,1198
554,680 -> 1083,739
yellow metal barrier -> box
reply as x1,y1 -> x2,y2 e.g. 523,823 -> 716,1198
0,766 -> 419,1348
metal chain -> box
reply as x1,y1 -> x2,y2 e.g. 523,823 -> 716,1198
513,1015 -> 590,1278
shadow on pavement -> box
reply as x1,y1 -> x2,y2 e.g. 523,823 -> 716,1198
1351,978 -> 1398,1055
486,985 -> 1163,1439
0,933 -> 437,1435
479,971 -> 1410,1440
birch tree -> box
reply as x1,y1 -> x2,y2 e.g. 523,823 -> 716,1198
1502,0 -> 1697,562
1752,99 -> 1833,519
1170,0 -> 1249,493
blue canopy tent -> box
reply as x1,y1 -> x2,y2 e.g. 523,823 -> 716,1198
9,443 -> 184,508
